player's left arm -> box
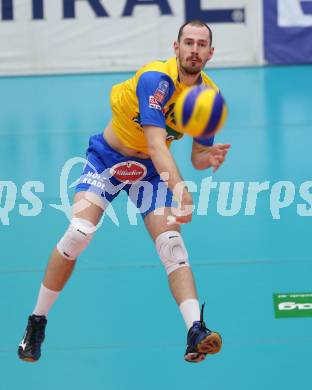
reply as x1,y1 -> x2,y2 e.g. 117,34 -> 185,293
191,140 -> 231,171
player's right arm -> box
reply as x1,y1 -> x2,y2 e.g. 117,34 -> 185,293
136,70 -> 193,223
144,125 -> 193,223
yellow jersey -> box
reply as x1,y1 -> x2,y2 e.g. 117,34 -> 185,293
110,57 -> 219,154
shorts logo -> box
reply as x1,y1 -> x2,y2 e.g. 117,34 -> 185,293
153,80 -> 169,104
110,161 -> 147,183
149,96 -> 162,110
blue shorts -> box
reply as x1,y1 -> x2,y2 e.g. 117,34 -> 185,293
75,134 -> 174,219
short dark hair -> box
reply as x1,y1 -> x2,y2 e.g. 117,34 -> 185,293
177,20 -> 213,46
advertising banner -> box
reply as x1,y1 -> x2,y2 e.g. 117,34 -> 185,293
273,293 -> 312,318
0,0 -> 262,75
264,0 -> 312,64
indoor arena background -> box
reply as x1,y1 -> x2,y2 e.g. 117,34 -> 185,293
1,1 -> 311,389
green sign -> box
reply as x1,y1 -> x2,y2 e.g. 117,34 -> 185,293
273,293 -> 312,318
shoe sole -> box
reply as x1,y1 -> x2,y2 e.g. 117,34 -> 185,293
198,332 -> 222,354
184,332 -> 222,363
19,357 -> 38,362
18,350 -> 39,363
184,352 -> 206,363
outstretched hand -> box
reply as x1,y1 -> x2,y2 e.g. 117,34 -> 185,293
205,143 -> 231,172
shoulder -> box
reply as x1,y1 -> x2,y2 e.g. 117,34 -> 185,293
136,57 -> 177,82
135,58 -> 177,101
201,71 -> 220,92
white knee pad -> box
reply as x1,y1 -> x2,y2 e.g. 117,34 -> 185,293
57,218 -> 95,260
155,231 -> 189,275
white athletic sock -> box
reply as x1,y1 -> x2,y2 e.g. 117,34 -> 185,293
32,284 -> 60,317
179,298 -> 201,330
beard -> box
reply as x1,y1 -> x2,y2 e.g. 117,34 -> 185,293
179,55 -> 203,75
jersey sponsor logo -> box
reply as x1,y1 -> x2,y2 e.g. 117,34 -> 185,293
132,113 -> 143,129
164,102 -> 176,125
110,161 -> 147,183
153,80 -> 169,104
165,125 -> 183,141
149,96 -> 162,110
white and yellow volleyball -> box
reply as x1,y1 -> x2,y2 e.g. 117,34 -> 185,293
174,86 -> 228,137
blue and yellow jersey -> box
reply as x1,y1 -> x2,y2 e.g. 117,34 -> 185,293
110,57 -> 219,154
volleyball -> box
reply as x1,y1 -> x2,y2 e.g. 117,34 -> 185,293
174,86 -> 228,138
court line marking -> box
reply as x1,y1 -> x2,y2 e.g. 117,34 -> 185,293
0,258 -> 311,275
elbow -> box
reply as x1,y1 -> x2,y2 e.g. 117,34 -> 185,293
147,138 -> 167,158
148,143 -> 160,158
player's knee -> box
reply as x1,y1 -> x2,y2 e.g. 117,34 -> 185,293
56,218 -> 96,260
155,231 -> 189,275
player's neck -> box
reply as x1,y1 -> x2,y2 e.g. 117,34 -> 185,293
177,60 -> 201,86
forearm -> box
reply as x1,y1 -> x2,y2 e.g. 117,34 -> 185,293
149,142 -> 184,194
144,125 -> 194,222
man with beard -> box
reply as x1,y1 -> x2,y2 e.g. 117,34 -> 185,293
18,20 -> 230,363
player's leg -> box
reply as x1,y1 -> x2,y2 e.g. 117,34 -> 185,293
17,133 -> 117,362
144,207 -> 198,306
43,191 -> 104,293
127,173 -> 205,343
18,191 -> 105,362
144,206 -> 222,363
